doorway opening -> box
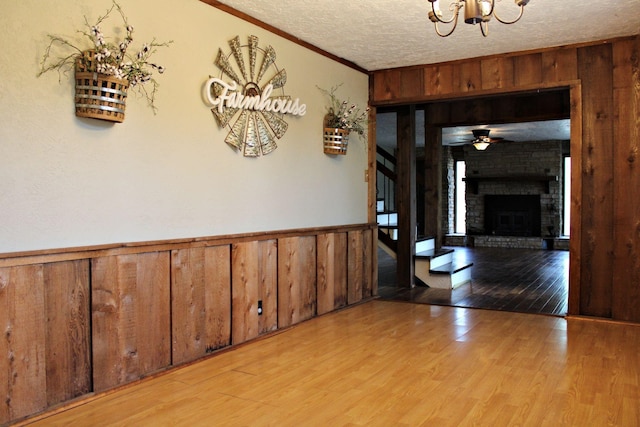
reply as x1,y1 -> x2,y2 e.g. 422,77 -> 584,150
375,88 -> 572,316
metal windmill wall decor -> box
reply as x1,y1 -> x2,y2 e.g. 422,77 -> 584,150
204,35 -> 307,157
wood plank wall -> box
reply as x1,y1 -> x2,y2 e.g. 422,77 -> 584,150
370,35 -> 640,323
0,224 -> 375,425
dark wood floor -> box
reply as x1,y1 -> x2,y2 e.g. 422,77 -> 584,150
377,245 -> 569,316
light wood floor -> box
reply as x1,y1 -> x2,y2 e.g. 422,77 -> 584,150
23,300 -> 640,427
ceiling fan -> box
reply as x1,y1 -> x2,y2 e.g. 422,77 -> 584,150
450,129 -> 508,150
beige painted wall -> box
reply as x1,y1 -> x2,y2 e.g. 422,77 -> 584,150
0,0 -> 369,253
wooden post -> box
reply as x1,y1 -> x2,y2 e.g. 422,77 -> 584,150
396,105 -> 416,288
424,121 -> 443,247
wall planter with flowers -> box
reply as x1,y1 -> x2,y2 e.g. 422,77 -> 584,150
318,85 -> 369,155
38,1 -> 171,123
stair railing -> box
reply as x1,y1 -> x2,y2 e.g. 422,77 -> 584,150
377,146 -> 398,251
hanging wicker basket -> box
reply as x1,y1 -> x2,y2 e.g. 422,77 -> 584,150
74,51 -> 129,123
323,127 -> 349,155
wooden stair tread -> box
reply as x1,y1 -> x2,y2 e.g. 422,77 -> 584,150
415,248 -> 454,259
429,261 -> 474,275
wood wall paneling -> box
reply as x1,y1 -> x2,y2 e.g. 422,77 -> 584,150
363,229 -> 374,298
172,247 -> 205,364
205,246 -> 233,347
91,252 -> 171,392
542,48 -> 578,83
373,69 -> 401,101
513,53 -> 543,87
347,230 -> 364,305
171,246 -> 231,364
0,261 -> 90,424
612,36 -> 640,322
44,260 -> 91,406
0,265 -> 46,423
317,233 -> 348,315
456,61 -> 482,93
568,83 -> 583,316
424,64 -> 454,96
427,92 -> 570,129
400,68 -> 424,99
278,236 -> 317,328
480,57 -> 514,90
577,44 -> 615,318
258,239 -> 278,335
232,242 -> 259,345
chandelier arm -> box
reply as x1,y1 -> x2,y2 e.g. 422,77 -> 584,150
480,21 -> 489,37
492,5 -> 525,24
434,19 -> 459,37
429,1 -> 459,24
483,0 -> 495,17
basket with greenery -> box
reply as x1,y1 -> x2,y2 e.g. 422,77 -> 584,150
318,84 -> 369,155
318,84 -> 369,138
37,1 -> 172,121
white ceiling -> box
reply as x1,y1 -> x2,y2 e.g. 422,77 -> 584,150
213,0 -> 639,146
214,0 -> 640,71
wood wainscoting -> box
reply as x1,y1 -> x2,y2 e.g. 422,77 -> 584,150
0,224 -> 376,425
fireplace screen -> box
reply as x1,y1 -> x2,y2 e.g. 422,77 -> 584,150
484,195 -> 541,237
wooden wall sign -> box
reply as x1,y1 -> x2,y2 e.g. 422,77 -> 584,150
204,35 -> 307,157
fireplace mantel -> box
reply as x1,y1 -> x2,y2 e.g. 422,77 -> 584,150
463,175 -> 559,194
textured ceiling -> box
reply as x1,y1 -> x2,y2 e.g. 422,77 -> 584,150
213,0 -> 640,71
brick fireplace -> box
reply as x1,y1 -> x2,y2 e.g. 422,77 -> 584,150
444,140 -> 567,249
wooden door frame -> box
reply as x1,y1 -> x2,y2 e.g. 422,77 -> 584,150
369,81 -> 583,315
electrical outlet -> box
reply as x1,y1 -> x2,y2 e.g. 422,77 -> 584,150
257,300 -> 263,315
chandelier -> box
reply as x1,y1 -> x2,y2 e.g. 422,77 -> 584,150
427,0 -> 530,37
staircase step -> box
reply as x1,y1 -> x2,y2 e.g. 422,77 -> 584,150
414,246 -> 473,290
415,248 -> 454,259
429,261 -> 474,275
415,236 -> 435,253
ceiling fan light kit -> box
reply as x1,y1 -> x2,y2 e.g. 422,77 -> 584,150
473,141 -> 491,150
427,0 -> 530,37
471,128 -> 501,150
472,129 -> 491,150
